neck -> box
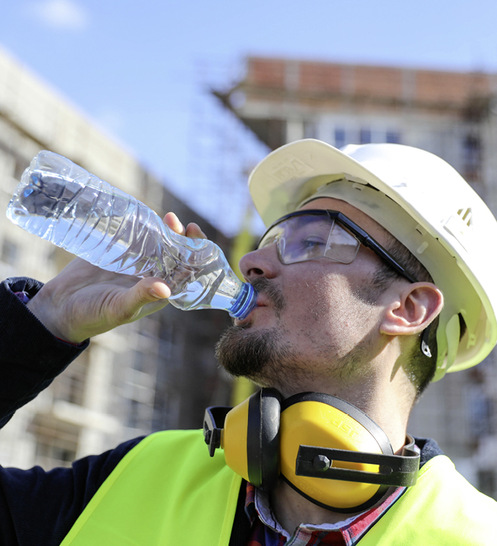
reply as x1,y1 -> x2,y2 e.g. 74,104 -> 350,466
266,365 -> 415,532
270,480 -> 363,533
276,371 -> 414,452
255,346 -> 418,532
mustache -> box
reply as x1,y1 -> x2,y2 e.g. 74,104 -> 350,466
250,277 -> 285,313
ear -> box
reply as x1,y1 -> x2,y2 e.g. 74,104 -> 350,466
380,283 -> 444,337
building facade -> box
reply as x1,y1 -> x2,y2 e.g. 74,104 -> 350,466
215,56 -> 497,498
0,46 -> 233,469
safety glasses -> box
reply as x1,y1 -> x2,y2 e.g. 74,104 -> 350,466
258,210 -> 418,283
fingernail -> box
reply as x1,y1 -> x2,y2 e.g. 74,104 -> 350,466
149,288 -> 166,299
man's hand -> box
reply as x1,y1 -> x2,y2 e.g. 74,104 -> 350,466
27,213 -> 206,344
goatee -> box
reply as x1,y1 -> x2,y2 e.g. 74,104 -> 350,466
215,325 -> 280,381
215,277 -> 287,383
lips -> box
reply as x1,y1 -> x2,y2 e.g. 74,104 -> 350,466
233,295 -> 267,326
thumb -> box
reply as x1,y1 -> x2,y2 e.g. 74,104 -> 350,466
144,278 -> 172,301
119,278 -> 172,322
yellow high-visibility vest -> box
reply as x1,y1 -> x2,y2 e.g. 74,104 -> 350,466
61,429 -> 497,545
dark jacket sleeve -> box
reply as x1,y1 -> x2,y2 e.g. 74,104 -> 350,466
0,277 -> 88,427
0,277 -> 144,545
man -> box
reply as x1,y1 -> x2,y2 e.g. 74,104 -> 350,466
1,139 -> 496,544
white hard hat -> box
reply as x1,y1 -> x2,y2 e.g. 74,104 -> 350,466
248,139 -> 497,381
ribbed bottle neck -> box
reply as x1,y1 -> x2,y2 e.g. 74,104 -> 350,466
229,282 -> 256,319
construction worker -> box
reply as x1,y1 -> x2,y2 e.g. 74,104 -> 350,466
0,139 -> 496,544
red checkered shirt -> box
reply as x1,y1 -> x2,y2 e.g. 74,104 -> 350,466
244,482 -> 405,545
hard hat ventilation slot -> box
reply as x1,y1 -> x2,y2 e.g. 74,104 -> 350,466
443,208 -> 473,248
457,208 -> 473,227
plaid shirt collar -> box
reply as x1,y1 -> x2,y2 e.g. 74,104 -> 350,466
244,482 -> 405,545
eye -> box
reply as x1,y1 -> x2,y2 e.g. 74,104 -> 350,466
301,236 -> 325,249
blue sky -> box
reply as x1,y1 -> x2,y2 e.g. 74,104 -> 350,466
2,0 -> 497,234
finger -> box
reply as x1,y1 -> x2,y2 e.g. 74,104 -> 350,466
185,222 -> 207,239
147,279 -> 172,300
113,278 -> 171,324
164,212 -> 185,235
133,277 -> 171,304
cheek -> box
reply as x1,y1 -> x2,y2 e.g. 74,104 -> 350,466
278,264 -> 382,362
295,269 -> 371,337
284,268 -> 345,327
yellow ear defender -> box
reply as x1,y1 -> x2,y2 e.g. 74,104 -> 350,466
204,389 -> 420,512
204,388 -> 282,490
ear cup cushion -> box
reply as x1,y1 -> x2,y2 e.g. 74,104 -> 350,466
247,388 -> 282,490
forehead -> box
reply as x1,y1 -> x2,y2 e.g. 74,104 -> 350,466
298,197 -> 393,246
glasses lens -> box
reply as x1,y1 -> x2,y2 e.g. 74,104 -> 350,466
326,222 -> 361,264
259,213 -> 360,265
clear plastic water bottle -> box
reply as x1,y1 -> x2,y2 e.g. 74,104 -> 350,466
6,150 -> 256,319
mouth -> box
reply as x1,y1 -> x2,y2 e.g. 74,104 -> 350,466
253,290 -> 272,312
233,295 -> 268,326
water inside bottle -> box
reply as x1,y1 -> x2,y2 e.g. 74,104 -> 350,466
168,260 -> 242,311
9,170 -> 172,275
7,157 -> 257,319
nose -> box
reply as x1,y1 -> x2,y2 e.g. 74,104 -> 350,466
239,244 -> 280,281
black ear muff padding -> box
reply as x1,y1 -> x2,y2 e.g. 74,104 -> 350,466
247,388 -> 282,490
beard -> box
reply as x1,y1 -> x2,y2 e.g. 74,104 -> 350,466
215,324 -> 282,384
215,277 -> 283,383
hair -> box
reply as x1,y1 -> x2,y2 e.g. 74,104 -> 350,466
369,239 -> 439,398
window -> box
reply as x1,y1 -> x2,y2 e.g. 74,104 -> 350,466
52,353 -> 89,406
462,134 -> 481,181
303,121 -> 317,139
29,416 -> 79,468
333,126 -> 401,147
477,469 -> 496,498
386,130 -> 402,144
14,157 -> 29,182
334,128 -> 346,149
359,128 -> 372,144
1,239 -> 19,266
